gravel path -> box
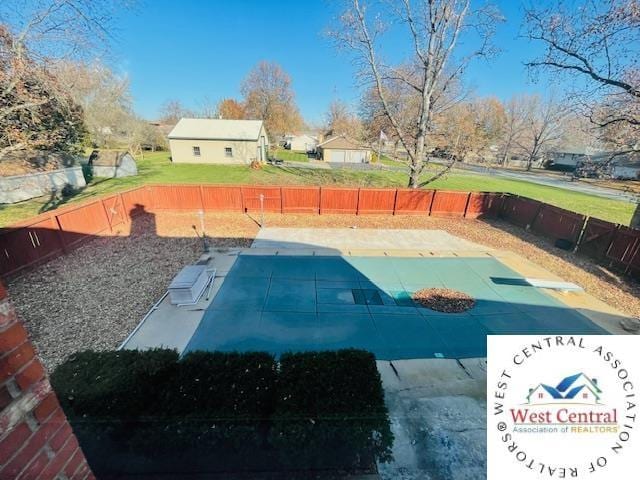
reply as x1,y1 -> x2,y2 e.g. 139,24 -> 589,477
6,210 -> 639,371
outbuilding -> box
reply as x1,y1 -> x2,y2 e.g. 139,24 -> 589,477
168,118 -> 269,164
88,150 -> 138,178
316,135 -> 371,163
286,134 -> 318,152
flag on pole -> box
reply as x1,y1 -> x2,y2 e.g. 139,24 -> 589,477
379,130 -> 388,141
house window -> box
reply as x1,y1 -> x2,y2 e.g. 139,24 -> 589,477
538,393 -> 543,399
583,393 -> 588,399
192,146 -> 201,157
225,147 -> 233,157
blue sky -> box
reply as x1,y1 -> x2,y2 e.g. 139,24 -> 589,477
114,0 -> 550,122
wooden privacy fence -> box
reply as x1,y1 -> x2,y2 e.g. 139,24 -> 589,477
0,184 -> 638,280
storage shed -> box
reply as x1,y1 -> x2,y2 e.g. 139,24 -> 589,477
317,135 -> 372,163
88,150 -> 138,178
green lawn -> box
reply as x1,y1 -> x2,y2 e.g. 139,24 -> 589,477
0,151 -> 634,226
272,148 -> 310,162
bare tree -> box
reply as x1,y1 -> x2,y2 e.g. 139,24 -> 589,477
515,95 -> 566,171
499,95 -> 528,165
54,60 -> 133,148
198,96 -> 218,119
241,61 -> 303,139
158,99 -> 191,125
325,99 -> 362,138
524,1 -> 640,149
0,0 -> 124,158
331,0 -> 501,187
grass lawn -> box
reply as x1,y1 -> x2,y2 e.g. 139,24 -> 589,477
0,151 -> 634,226
272,148 -> 309,162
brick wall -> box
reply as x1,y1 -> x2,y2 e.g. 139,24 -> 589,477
0,283 -> 93,480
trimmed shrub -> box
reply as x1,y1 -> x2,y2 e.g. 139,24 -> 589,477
52,349 -> 278,475
52,348 -> 392,476
270,349 -> 393,471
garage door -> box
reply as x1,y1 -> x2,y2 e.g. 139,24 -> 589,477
332,150 -> 346,162
349,151 -> 366,163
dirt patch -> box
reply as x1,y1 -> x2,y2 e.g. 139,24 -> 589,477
412,288 -> 475,313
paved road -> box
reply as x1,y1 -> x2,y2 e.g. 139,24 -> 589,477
453,163 -> 638,203
276,159 -> 638,203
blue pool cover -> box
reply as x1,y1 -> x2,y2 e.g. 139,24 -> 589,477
183,256 -> 606,359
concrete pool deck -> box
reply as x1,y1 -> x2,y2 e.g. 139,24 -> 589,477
121,228 -> 632,354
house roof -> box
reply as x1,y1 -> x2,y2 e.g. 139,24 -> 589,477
556,373 -> 601,394
168,118 -> 265,141
317,135 -> 369,151
565,384 -> 600,400
528,384 -> 562,400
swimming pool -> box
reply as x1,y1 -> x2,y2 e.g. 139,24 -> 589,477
183,255 -> 606,359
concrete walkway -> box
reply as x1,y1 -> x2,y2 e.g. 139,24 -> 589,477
252,228 -> 487,252
377,358 -> 487,480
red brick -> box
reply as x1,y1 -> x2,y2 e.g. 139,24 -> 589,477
15,360 -> 45,390
0,342 -> 35,381
71,462 -> 88,479
49,423 -> 72,452
63,449 -> 84,478
0,437 -> 38,478
17,450 -> 48,480
0,385 -> 12,410
0,414 -> 62,478
31,409 -> 64,443
0,322 -> 28,355
33,393 -> 60,423
37,436 -> 76,480
0,422 -> 31,465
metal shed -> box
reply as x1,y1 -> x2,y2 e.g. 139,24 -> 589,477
88,150 -> 138,178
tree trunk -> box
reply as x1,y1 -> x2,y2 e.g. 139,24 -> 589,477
526,153 -> 535,171
631,203 -> 640,229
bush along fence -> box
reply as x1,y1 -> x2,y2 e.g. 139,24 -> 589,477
0,184 -> 638,280
0,282 -> 94,480
51,348 -> 393,477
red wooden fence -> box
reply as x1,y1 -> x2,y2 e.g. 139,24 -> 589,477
0,184 -> 638,280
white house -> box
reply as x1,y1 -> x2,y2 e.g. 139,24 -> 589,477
286,134 -> 318,152
168,118 -> 269,164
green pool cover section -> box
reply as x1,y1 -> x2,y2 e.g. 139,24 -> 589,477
184,256 -> 606,359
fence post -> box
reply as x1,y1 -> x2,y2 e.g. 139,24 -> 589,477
49,211 -> 67,254
573,215 -> 590,253
527,199 -> 545,231
199,184 -> 205,212
99,198 -> 114,234
427,190 -> 435,216
392,188 -> 399,215
462,192 -> 472,218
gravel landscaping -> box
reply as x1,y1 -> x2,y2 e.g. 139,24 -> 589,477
6,210 -> 639,370
412,288 -> 476,313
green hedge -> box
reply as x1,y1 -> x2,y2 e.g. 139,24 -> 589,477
52,348 -> 392,476
271,349 -> 393,470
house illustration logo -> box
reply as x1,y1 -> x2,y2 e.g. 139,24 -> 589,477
526,372 -> 602,405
